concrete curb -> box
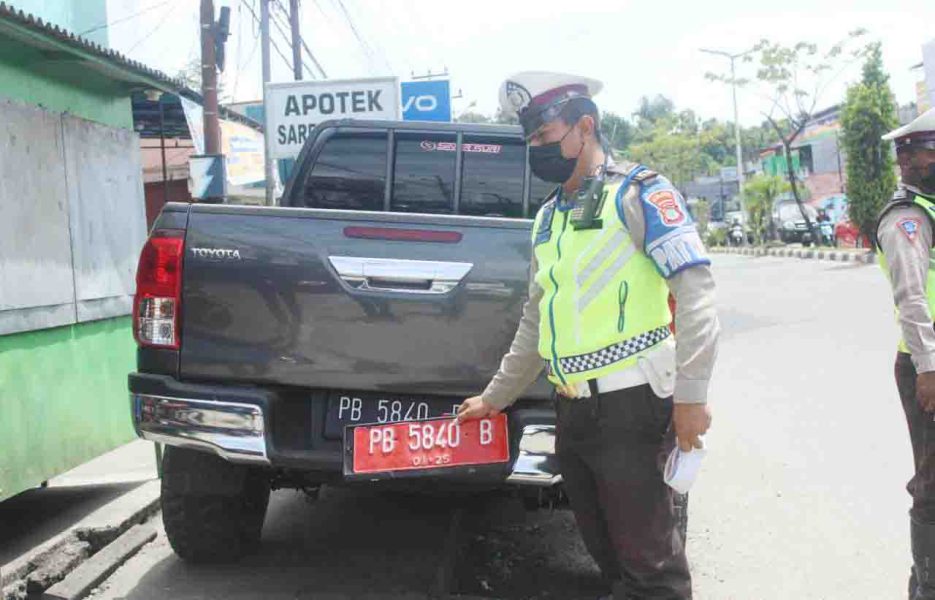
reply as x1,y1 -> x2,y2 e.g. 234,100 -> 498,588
1,480 -> 160,600
41,524 -> 156,600
711,245 -> 877,264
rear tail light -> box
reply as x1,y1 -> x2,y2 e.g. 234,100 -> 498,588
134,229 -> 185,349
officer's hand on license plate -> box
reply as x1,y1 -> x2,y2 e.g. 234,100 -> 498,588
456,396 -> 500,423
673,403 -> 712,451
918,372 -> 935,412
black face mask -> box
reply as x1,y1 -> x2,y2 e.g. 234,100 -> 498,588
529,127 -> 581,184
922,163 -> 935,193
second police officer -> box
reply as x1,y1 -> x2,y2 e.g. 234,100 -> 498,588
876,106 -> 935,600
458,72 -> 720,599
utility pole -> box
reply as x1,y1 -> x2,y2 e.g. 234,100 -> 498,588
289,0 -> 303,80
200,0 -> 221,155
260,0 -> 275,206
701,47 -> 753,239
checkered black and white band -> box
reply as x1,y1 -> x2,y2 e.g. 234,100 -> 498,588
555,325 -> 671,375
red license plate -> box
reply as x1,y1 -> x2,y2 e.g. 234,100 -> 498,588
348,414 -> 509,475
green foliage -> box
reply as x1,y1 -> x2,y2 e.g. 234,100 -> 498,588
841,42 -> 898,241
627,115 -> 705,189
455,111 -> 492,124
693,199 -> 710,234
744,175 -> 790,244
601,111 -> 634,151
736,31 -> 871,231
705,227 -> 727,248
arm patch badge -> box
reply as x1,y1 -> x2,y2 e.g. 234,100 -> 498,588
646,190 -> 687,227
898,217 -> 921,242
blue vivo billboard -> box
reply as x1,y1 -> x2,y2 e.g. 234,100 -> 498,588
401,80 -> 451,122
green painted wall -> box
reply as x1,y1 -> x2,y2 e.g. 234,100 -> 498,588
0,36 -> 132,129
5,0 -> 109,47
0,317 -> 136,502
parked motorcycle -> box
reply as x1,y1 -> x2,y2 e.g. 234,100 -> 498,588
728,222 -> 745,247
819,220 -> 835,246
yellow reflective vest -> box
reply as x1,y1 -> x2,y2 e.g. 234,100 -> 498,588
532,173 -> 672,386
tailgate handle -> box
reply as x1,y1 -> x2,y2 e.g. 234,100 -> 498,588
329,256 -> 473,295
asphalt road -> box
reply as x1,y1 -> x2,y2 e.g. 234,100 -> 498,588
91,254 -> 912,600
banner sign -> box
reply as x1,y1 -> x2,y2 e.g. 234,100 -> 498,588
266,76 -> 399,158
401,80 -> 451,122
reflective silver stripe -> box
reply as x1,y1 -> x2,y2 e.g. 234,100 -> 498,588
577,229 -> 629,286
558,326 -> 671,375
578,243 -> 637,312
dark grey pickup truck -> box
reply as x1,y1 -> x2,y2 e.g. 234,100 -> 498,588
129,119 -> 563,562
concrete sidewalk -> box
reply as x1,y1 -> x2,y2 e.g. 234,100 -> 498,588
1,441 -> 160,598
711,245 -> 877,264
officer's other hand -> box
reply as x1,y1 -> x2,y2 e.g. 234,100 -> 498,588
457,396 -> 500,423
918,372 -> 935,412
673,403 -> 711,451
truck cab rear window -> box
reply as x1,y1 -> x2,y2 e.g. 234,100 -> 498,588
391,133 -> 456,214
528,175 -> 557,216
459,136 -> 525,218
301,131 -> 387,210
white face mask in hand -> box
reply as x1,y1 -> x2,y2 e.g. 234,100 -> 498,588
664,436 -> 707,494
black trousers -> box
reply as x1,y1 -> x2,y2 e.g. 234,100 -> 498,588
555,384 -> 692,599
896,352 -> 935,524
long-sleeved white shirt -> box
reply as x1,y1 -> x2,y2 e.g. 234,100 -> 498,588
878,190 -> 935,372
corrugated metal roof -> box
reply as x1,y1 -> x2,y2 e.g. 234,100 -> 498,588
0,2 -> 264,133
0,1 -> 186,91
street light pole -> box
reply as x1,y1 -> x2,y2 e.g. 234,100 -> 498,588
260,0 -> 275,206
701,47 -> 752,240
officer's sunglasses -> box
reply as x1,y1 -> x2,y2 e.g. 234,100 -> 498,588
520,97 -> 573,141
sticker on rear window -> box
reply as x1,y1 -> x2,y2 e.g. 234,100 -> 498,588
420,141 -> 502,154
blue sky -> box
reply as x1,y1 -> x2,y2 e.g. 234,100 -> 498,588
107,0 -> 934,126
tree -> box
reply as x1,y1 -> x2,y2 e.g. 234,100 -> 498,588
175,55 -> 229,102
634,95 -> 675,126
455,111 -> 492,124
751,33 -> 868,238
601,111 -> 634,152
841,42 -> 898,243
628,119 -> 705,190
693,199 -> 711,235
744,174 -> 791,245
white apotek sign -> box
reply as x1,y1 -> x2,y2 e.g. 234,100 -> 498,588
266,77 -> 399,158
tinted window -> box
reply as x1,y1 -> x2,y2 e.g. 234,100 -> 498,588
301,130 -> 387,210
391,133 -> 456,214
528,172 -> 558,216
459,136 -> 526,218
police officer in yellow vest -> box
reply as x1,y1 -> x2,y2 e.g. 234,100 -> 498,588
876,106 -> 935,600
458,72 -> 719,599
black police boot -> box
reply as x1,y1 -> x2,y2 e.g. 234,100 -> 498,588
912,519 -> 935,599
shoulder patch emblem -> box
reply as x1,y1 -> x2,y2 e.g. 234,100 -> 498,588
898,218 -> 920,242
647,190 -> 686,227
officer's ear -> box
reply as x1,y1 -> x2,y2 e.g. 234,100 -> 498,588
577,114 -> 596,140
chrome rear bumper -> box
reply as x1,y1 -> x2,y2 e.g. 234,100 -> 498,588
132,394 -> 562,486
505,424 -> 563,487
132,394 -> 270,465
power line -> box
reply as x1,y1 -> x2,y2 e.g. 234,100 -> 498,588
78,0 -> 176,37
301,38 -> 328,79
239,0 -> 296,74
269,0 -> 316,79
126,0 -> 182,54
345,0 -> 393,75
332,0 -> 380,74
272,0 -> 328,78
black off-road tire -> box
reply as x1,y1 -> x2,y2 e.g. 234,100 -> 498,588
160,446 -> 271,564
